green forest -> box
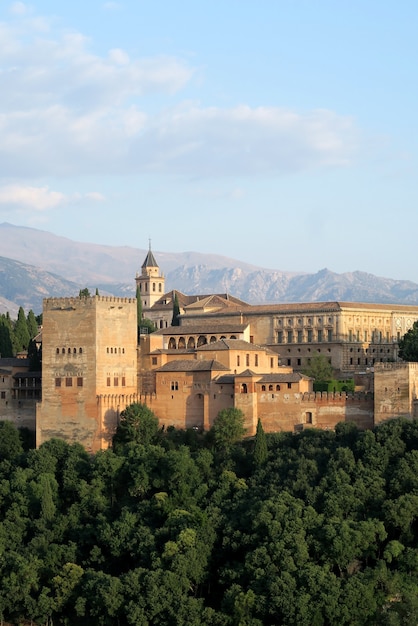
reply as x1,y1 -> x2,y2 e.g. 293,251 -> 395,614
1,410 -> 418,625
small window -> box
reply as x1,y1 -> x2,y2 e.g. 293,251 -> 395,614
237,356 -> 240,366
79,347 -> 82,354
269,384 -> 273,391
68,348 -> 71,354
62,348 -> 65,354
255,354 -> 258,366
107,377 -> 111,386
261,385 -> 266,391
171,381 -> 179,391
246,354 -> 250,366
152,357 -> 158,365
55,378 -> 61,387
276,384 -> 281,391
107,347 -> 109,353
77,377 -> 83,387
73,347 -> 77,354
114,378 -> 118,386
122,377 -> 126,387
0,391 -> 5,399
287,382 -> 292,389
65,377 -> 72,387
56,348 -> 59,354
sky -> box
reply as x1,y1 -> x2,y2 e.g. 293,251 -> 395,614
0,1 -> 417,282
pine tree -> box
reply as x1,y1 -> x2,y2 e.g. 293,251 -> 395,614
171,291 -> 180,326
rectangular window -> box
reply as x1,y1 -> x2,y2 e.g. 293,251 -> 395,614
171,381 -> 179,391
277,331 -> 283,343
364,330 -> 368,342
246,354 -> 250,366
307,330 -> 312,342
107,377 -> 111,386
270,358 -> 274,368
287,358 -> 291,366
122,377 -> 126,387
287,382 -> 292,389
55,378 -> 61,387
287,331 -> 293,344
65,377 -> 72,387
237,355 -> 240,366
327,329 -> 333,342
77,377 -> 83,387
255,354 -> 258,366
317,330 -> 322,342
297,330 -> 303,342
297,358 -> 301,366
348,330 -> 353,341
1,391 -> 5,399
152,357 -> 158,365
114,377 -> 118,387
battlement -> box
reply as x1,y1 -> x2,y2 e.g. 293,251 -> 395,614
301,391 -> 373,402
374,361 -> 418,371
43,295 -> 136,310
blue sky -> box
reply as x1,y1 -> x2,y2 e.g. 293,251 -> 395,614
0,1 -> 417,282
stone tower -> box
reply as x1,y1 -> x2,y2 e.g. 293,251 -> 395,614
36,295 -> 138,452
135,242 -> 165,312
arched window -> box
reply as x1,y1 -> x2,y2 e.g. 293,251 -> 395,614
210,336 -> 217,343
79,347 -> 83,353
56,348 -> 59,354
261,385 -> 266,391
178,337 -> 186,349
62,348 -> 65,354
187,337 -> 195,349
269,384 -> 273,391
68,348 -> 71,354
276,384 -> 281,391
159,284 -> 162,292
197,335 -> 207,347
168,337 -> 176,350
73,347 -> 77,353
152,283 -> 156,291
230,335 -> 237,339
241,383 -> 247,394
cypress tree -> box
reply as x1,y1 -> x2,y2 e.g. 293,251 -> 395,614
14,306 -> 30,353
171,291 -> 180,326
253,418 -> 268,466
136,285 -> 143,340
26,309 -> 39,339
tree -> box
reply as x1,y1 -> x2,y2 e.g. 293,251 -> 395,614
302,352 -> 333,383
171,291 -> 180,326
211,408 -> 246,451
113,403 -> 159,448
0,314 -> 13,357
79,288 -> 90,298
26,310 -> 39,339
95,287 -> 100,296
14,306 -> 30,353
399,321 -> 418,361
253,418 -> 268,466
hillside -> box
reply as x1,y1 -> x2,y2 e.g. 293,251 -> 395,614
2,222 -> 418,314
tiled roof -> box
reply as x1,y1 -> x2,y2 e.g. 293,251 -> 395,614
0,358 -> 30,367
258,372 -> 312,383
197,338 -> 275,354
150,291 -> 248,310
155,359 -> 230,372
235,368 -> 258,377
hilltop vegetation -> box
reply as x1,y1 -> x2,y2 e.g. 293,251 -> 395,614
1,415 -> 418,624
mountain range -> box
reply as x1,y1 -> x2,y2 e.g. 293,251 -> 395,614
1,222 -> 418,316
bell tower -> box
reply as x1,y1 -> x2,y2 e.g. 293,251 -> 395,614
135,241 -> 165,311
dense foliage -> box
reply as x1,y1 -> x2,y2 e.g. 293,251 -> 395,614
0,307 -> 41,359
399,321 -> 418,362
1,415 -> 418,624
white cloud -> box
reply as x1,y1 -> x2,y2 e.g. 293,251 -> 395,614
0,185 -> 107,210
0,184 -> 66,210
9,2 -> 29,16
0,8 -> 359,180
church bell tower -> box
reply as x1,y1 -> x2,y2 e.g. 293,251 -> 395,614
135,242 -> 165,312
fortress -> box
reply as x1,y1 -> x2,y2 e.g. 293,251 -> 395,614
3,247 -> 418,451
